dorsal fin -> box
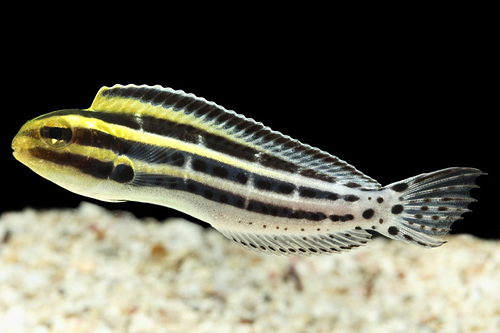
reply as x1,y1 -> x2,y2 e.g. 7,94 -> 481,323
89,84 -> 380,188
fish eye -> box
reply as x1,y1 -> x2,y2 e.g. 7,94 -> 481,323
40,121 -> 73,148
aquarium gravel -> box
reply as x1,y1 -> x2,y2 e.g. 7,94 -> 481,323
0,203 -> 498,332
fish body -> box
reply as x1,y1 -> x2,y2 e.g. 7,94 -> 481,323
12,85 -> 485,255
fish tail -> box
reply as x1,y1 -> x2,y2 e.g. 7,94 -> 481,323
380,167 -> 485,247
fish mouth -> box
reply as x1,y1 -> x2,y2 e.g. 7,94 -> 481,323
12,134 -> 29,163
12,146 -> 25,163
12,137 -> 20,160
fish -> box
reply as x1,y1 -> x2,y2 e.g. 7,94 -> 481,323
11,84 -> 485,256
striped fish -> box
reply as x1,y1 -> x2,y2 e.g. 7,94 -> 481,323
12,84 -> 485,256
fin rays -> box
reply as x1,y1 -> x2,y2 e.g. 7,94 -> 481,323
217,228 -> 372,256
91,84 -> 380,188
381,167 -> 485,248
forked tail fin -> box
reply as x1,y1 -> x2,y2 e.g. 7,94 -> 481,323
380,167 -> 485,247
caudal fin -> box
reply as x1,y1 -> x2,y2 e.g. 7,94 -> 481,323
380,167 -> 485,247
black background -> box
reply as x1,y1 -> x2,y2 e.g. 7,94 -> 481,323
2,24 -> 493,239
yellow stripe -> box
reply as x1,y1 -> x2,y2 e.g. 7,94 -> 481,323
90,89 -> 267,155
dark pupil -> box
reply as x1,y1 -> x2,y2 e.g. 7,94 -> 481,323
49,127 -> 64,140
41,127 -> 72,142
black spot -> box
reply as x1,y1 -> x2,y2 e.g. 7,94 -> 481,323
438,207 -> 448,211
329,214 -> 354,222
110,164 -> 134,183
187,183 -> 198,193
327,193 -> 339,200
391,183 -> 409,192
391,204 -> 404,214
299,188 -> 316,198
388,226 -> 399,235
308,212 -> 327,221
403,234 -> 414,241
278,184 -> 295,194
212,166 -> 229,178
260,154 -> 299,173
345,182 -> 361,188
421,206 -> 429,211
236,172 -> 248,184
414,214 -> 423,219
344,195 -> 359,202
203,190 -> 213,199
342,214 -> 354,221
170,152 -> 185,167
362,209 -> 375,219
256,179 -> 272,190
235,199 -> 245,208
279,207 -> 293,218
218,194 -> 228,204
192,159 -> 207,172
377,197 -> 384,203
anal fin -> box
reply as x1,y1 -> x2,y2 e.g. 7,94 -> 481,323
216,228 -> 372,256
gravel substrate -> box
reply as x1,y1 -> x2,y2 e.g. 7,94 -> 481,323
0,202 -> 498,333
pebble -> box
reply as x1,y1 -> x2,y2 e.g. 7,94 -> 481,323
0,202 -> 498,332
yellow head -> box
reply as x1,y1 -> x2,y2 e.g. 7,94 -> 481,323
12,109 -> 134,202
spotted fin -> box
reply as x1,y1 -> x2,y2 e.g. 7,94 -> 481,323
216,227 -> 372,256
88,84 -> 381,189
380,167 -> 485,247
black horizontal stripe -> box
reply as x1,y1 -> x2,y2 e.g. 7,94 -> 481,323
246,199 -> 327,221
252,174 -> 296,195
30,145 -> 331,222
298,186 -> 340,201
29,147 -> 113,179
134,173 -> 327,221
39,110 -> 260,162
52,127 -> 295,192
189,155 -> 251,185
329,214 -> 354,222
35,125 -> 356,207
133,173 -> 247,208
36,109 -> 142,130
37,107 -> 344,182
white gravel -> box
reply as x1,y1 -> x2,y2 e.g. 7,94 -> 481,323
1,202 -> 498,333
